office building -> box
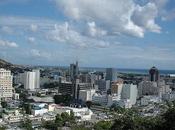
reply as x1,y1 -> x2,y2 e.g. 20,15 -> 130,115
75,79 -> 95,100
58,82 -> 73,95
149,66 -> 159,82
0,68 -> 13,100
70,61 -> 79,99
138,81 -> 158,97
97,79 -> 106,92
24,69 -> 40,90
70,61 -> 79,81
92,93 -> 108,105
33,69 -> 40,89
79,89 -> 96,102
111,80 -> 123,97
121,84 -> 138,105
106,68 -> 117,81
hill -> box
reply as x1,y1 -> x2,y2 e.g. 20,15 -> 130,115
0,59 -> 12,68
0,59 -> 25,73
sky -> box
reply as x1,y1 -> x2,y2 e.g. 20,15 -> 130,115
0,0 -> 175,69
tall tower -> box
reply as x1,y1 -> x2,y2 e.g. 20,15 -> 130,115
70,61 -> 79,82
24,69 -> 40,90
24,72 -> 36,90
149,66 -> 159,82
70,61 -> 79,99
106,68 -> 117,81
32,69 -> 40,89
0,68 -> 13,100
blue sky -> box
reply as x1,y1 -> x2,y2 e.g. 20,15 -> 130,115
0,0 -> 175,69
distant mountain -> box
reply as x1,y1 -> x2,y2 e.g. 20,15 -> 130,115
0,59 -> 12,68
0,59 -> 25,73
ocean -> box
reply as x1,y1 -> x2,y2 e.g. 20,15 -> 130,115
79,67 -> 175,75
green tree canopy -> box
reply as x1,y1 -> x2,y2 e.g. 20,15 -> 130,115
94,120 -> 112,130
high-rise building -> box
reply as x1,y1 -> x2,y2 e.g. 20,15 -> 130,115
33,69 -> 40,89
58,82 -> 73,95
106,68 -> 117,81
97,79 -> 106,92
24,69 -> 40,90
0,68 -> 13,100
70,61 -> 79,99
138,81 -> 158,97
79,89 -> 96,102
149,66 -> 159,82
70,61 -> 79,81
111,80 -> 123,97
121,84 -> 138,105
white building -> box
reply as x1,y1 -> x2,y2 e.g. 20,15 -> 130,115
162,92 -> 175,101
92,93 -> 108,105
113,99 -> 132,108
138,96 -> 161,106
31,103 -> 48,116
158,80 -> 171,98
2,109 -> 24,123
33,69 -> 40,89
48,104 -> 94,121
0,68 -> 13,100
24,69 -> 40,90
79,89 -> 96,102
69,107 -> 93,121
107,94 -> 120,106
121,84 -> 138,105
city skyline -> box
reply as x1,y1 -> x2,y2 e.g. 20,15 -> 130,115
0,0 -> 175,69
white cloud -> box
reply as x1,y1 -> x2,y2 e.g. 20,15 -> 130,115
30,24 -> 38,32
47,22 -> 110,48
0,40 -> 18,48
132,3 -> 161,33
28,37 -> 35,43
0,16 -> 57,30
30,49 -> 51,59
86,22 -> 107,37
150,0 -> 168,9
1,26 -> 13,34
55,0 -> 163,37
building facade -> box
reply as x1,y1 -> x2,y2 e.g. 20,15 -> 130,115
121,84 -> 138,105
0,68 -> 13,100
106,68 -> 117,81
149,66 -> 159,82
24,69 -> 40,90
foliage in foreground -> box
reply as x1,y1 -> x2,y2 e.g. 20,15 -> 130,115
95,101 -> 175,130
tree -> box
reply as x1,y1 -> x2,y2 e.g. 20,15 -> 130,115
61,112 -> 70,122
86,101 -> 92,109
160,101 -> 175,130
54,94 -> 72,105
20,118 -> 32,130
1,101 -> 7,108
42,121 -> 57,130
55,114 -> 63,127
110,104 -> 125,114
69,110 -> 75,124
71,125 -> 91,130
24,103 -> 32,114
94,121 -> 112,130
19,92 -> 28,102
111,110 -> 161,130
